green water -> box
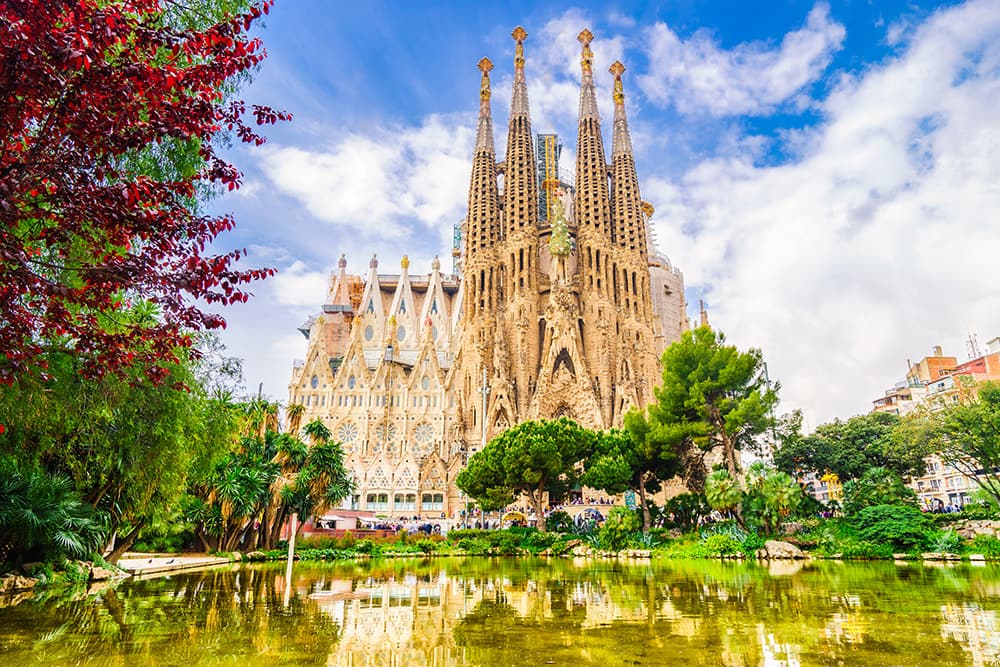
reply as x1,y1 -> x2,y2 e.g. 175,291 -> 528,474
2,558 -> 1000,666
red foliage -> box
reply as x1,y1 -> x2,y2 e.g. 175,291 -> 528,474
0,0 -> 289,383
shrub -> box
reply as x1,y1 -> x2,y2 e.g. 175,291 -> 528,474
545,511 -> 574,533
970,534 -> 1000,558
0,457 -> 107,567
598,507 -> 641,551
959,502 -> 999,521
842,468 -> 917,516
851,504 -> 932,552
414,538 -> 440,554
663,493 -> 710,532
927,529 -> 963,554
740,532 -> 766,557
839,540 -> 895,560
703,533 -> 741,555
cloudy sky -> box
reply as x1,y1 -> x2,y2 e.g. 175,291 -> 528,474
209,0 -> 1000,428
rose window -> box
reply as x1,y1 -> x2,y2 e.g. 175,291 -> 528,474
375,423 -> 398,445
412,423 -> 434,455
336,422 -> 358,453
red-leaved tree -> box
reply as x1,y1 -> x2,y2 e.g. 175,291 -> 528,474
0,0 -> 288,384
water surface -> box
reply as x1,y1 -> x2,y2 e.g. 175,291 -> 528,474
2,557 -> 1000,666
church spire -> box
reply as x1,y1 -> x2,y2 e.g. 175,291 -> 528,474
577,29 -> 600,121
610,61 -> 633,158
608,60 -> 647,265
474,57 -> 495,154
502,26 -> 539,239
510,25 -> 530,119
574,28 -> 613,274
463,56 -> 501,319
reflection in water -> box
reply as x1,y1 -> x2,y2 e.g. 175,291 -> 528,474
3,558 -> 1000,665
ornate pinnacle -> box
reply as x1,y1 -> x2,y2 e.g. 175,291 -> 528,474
478,57 -> 493,102
578,29 -> 594,74
512,26 -> 527,69
401,254 -> 410,270
610,60 -> 626,105
338,252 -> 347,269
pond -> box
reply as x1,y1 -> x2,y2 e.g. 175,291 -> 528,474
2,557 -> 1000,666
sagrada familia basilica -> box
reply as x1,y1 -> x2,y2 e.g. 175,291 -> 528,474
288,28 -> 690,517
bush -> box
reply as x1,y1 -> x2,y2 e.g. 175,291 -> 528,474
842,468 -> 917,516
0,457 -> 107,567
926,529 -> 963,554
970,534 -> 1000,558
414,538 -> 440,554
958,502 -> 999,521
740,532 -> 766,557
850,504 -> 932,552
663,493 -> 709,531
598,507 -> 641,551
545,511 -> 574,533
703,533 -> 741,555
839,540 -> 895,560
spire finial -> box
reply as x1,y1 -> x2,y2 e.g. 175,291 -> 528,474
401,255 -> 410,271
610,60 -> 626,105
477,57 -> 493,102
512,25 -> 528,70
509,26 -> 530,118
578,29 -> 594,74
577,29 -> 599,120
338,252 -> 347,269
474,58 -> 497,153
610,59 -> 633,157
370,254 -> 378,269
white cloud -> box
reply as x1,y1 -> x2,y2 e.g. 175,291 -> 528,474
638,3 -> 845,116
257,115 -> 474,241
645,0 -> 1000,423
268,260 -> 329,311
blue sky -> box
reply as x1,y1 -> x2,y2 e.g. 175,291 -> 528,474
211,0 -> 1000,426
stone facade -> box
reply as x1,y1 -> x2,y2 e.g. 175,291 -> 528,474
288,27 -> 688,518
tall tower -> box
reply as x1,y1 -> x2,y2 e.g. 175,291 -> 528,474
499,26 -> 541,419
573,29 -> 616,425
608,60 -> 659,416
459,57 -> 502,440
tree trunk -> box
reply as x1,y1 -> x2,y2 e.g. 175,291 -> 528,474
527,488 -> 546,533
106,522 -> 145,564
638,478 -> 651,532
195,529 -> 211,553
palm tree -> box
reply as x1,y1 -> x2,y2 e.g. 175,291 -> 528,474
0,458 -> 107,567
286,403 -> 306,437
705,469 -> 743,522
760,470 -> 802,534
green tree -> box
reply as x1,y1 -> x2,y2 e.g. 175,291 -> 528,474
774,411 -> 926,481
456,418 -> 594,532
582,410 -> 683,531
0,456 -> 107,567
919,382 -> 1000,506
743,462 -> 803,535
598,506 -> 640,551
0,338 -> 243,562
187,417 -> 353,551
705,470 -> 743,519
651,326 -> 778,486
841,467 -> 918,516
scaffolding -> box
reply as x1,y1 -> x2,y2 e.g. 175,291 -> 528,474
536,133 -> 561,222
